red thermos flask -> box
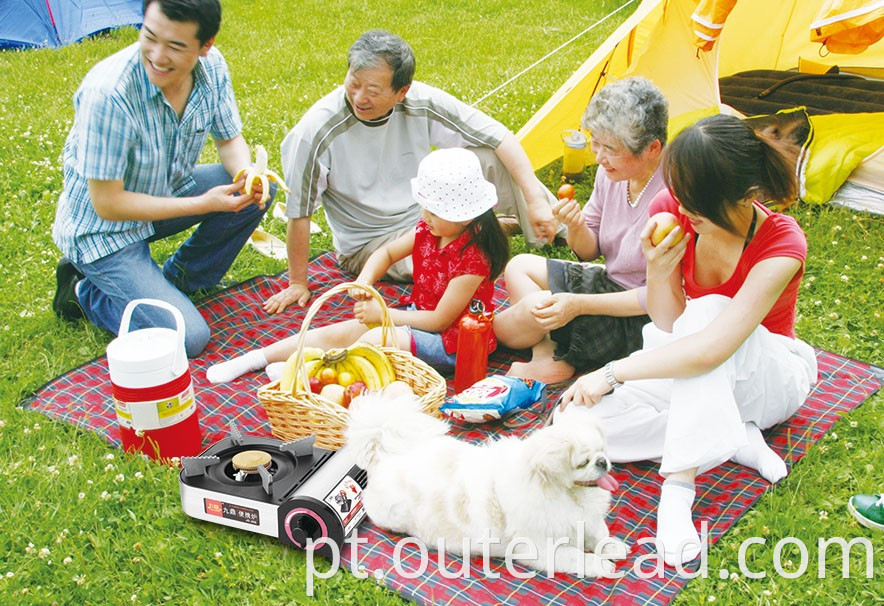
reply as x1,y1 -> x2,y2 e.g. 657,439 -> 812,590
454,300 -> 493,393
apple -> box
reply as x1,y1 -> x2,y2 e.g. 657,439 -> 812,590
318,366 -> 338,386
308,377 -> 322,394
320,383 -> 347,407
649,212 -> 684,247
337,370 -> 356,387
557,183 -> 575,200
341,382 -> 367,409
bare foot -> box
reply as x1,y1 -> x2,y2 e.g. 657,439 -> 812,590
508,358 -> 575,384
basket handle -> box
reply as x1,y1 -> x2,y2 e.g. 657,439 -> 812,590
291,281 -> 397,394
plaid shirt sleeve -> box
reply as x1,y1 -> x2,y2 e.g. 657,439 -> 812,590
207,49 -> 241,141
75,88 -> 135,182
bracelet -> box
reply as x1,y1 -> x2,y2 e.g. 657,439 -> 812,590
603,362 -> 623,390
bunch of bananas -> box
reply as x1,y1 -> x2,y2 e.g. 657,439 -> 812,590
233,144 -> 290,204
278,341 -> 396,394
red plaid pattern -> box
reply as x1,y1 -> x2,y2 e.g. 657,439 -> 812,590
22,252 -> 883,606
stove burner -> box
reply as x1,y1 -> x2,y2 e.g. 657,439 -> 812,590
232,450 -> 273,481
180,425 -> 332,504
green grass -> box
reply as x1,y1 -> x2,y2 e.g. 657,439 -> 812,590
0,0 -> 881,603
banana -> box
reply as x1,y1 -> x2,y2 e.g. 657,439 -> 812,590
302,347 -> 324,362
293,359 -> 323,393
307,359 -> 326,379
345,354 -> 383,391
348,341 -> 396,387
233,145 -> 290,204
278,346 -> 325,392
335,357 -> 362,385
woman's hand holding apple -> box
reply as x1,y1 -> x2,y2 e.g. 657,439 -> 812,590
641,215 -> 687,283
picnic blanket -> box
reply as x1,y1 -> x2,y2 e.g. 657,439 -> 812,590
22,252 -> 882,606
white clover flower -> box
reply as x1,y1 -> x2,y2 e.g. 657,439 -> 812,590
215,552 -> 222,558
861,255 -> 867,261
25,544 -> 35,554
78,493 -> 85,500
0,420 -> 5,428
68,455 -> 78,465
33,423 -> 40,430
23,428 -> 30,435
73,574 -> 85,585
833,225 -> 842,231
87,480 -> 93,485
5,572 -> 13,578
828,312 -> 838,319
834,299 -> 841,305
819,510 -> 829,521
101,491 -> 110,500
63,557 -> 72,565
134,472 -> 143,479
850,421 -> 858,428
806,275 -> 815,282
840,275 -> 849,282
115,474 -> 125,482
814,300 -> 822,306
729,572 -> 739,580
763,589 -> 771,596
846,442 -> 853,449
105,463 -> 114,471
105,454 -> 115,461
708,597 -> 716,603
39,548 -> 50,559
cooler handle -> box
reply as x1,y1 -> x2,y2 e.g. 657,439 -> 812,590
118,299 -> 188,373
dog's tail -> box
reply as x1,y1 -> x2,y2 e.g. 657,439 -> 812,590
345,393 -> 449,469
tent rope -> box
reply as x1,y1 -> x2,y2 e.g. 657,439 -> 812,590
471,0 -> 638,107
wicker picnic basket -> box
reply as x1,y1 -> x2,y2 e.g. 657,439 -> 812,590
257,282 -> 447,450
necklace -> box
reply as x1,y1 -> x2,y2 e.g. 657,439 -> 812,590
626,176 -> 653,208
743,205 -> 758,251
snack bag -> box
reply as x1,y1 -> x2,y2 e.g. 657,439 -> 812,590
440,375 -> 547,423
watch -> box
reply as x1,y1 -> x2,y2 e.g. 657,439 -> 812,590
603,361 -> 623,390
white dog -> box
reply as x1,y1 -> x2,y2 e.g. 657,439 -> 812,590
344,395 -> 628,577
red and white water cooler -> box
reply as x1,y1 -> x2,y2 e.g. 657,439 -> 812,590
106,299 -> 202,460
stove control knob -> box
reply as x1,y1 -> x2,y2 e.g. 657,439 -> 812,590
283,510 -> 323,548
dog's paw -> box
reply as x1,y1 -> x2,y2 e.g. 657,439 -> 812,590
598,537 -> 629,560
583,553 -> 616,578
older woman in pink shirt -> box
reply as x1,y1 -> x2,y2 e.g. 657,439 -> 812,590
493,77 -> 668,383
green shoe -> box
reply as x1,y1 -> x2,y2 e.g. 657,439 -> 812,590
848,494 -> 884,531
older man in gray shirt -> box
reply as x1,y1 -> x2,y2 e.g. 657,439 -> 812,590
265,30 -> 559,313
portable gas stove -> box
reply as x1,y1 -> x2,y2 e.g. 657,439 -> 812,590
179,423 -> 366,556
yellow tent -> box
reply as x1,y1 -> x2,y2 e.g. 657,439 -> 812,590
517,0 -> 884,208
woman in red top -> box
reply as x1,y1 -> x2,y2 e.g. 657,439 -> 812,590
555,115 -> 818,566
207,148 -> 507,383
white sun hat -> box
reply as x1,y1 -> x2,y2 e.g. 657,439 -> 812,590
411,148 -> 497,222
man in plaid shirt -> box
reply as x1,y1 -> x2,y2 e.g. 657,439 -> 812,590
52,0 -> 270,356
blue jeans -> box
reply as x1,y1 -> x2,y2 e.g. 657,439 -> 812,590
73,164 -> 271,357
